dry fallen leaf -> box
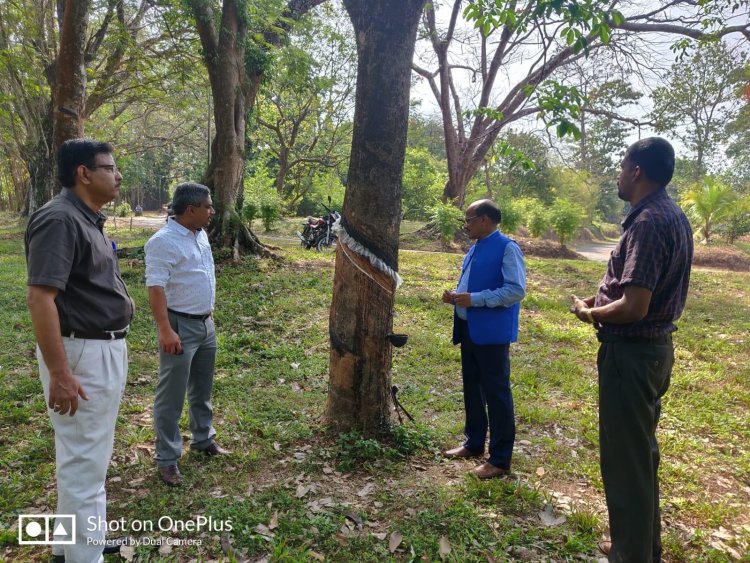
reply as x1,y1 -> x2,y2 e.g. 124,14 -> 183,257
158,543 -> 173,556
389,531 -> 403,553
538,505 -> 566,527
371,532 -> 387,541
120,544 -> 135,561
309,551 -> 325,561
296,484 -> 310,498
254,523 -> 275,539
357,483 -> 374,497
439,535 -> 451,559
269,510 -> 278,530
535,467 -> 545,477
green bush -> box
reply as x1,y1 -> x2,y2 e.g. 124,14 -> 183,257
243,168 -> 281,231
114,202 -> 132,217
524,199 -> 550,238
243,201 -> 259,227
499,199 -> 523,233
549,198 -> 582,246
430,201 -> 464,241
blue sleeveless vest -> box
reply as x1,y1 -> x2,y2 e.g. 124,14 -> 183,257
452,231 -> 520,345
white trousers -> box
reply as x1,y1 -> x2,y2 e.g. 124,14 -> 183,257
38,337 -> 127,563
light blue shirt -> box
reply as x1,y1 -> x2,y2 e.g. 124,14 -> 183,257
455,232 -> 526,320
145,218 -> 216,315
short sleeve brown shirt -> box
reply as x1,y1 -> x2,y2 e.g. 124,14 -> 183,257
25,188 -> 134,332
595,187 -> 693,337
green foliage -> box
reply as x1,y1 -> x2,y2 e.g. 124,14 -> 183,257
680,177 -> 737,242
114,202 -> 133,217
334,432 -> 387,471
402,147 -> 446,219
717,197 -> 750,243
519,198 -> 551,238
549,198 -> 583,246
244,168 -> 281,231
651,42 -> 748,178
430,201 -> 464,241
492,131 -> 554,203
536,81 -> 584,140
499,199 -> 523,233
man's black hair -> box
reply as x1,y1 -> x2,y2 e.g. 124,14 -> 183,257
473,199 -> 502,225
171,182 -> 211,215
57,139 -> 114,188
624,137 -> 675,187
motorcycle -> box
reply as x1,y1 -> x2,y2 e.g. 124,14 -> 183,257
297,201 -> 340,252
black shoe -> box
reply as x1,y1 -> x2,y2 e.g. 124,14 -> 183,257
103,535 -> 129,554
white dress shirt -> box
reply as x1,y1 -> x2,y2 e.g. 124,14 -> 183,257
144,218 -> 215,315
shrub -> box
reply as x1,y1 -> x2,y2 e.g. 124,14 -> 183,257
243,201 -> 259,227
430,201 -> 464,241
523,199 -> 550,238
549,198 -> 582,247
500,199 -> 523,233
114,202 -> 132,217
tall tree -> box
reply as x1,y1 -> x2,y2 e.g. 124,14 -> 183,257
188,0 -> 325,256
325,0 -> 425,435
652,41 -> 748,180
0,0 -> 188,213
53,0 -> 90,152
254,6 -> 355,207
412,0 -> 750,209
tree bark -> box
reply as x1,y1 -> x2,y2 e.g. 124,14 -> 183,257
190,0 -> 325,256
325,0 -> 425,435
53,0 -> 91,153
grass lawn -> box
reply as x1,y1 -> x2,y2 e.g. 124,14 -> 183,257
1,214 -> 749,562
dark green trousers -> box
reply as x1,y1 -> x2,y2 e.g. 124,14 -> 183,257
597,335 -> 674,563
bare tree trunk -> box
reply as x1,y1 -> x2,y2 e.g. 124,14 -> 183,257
325,0 -> 425,436
53,0 -> 90,153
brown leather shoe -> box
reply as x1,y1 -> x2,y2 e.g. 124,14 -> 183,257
598,540 -> 611,556
469,462 -> 510,479
159,464 -> 182,486
443,445 -> 482,459
192,442 -> 229,456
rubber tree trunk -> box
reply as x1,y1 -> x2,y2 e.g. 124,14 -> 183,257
53,0 -> 90,153
325,0 -> 425,436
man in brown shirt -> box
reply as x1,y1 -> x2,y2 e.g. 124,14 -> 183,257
570,137 -> 693,562
26,139 -> 133,563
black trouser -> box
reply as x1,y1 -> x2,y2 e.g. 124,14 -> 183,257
459,320 -> 515,469
597,334 -> 673,563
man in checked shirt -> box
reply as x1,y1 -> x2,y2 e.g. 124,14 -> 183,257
145,182 -> 228,487
570,137 -> 693,562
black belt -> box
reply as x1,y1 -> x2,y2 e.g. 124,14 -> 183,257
168,308 -> 211,320
597,333 -> 672,345
61,328 -> 128,340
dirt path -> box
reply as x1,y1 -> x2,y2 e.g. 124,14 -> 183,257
571,241 -> 616,263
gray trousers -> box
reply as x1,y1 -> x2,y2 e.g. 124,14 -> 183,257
154,311 -> 217,466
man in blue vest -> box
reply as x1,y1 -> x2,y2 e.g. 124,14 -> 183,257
442,199 -> 526,479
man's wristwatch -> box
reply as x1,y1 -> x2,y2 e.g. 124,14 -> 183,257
584,308 -> 595,323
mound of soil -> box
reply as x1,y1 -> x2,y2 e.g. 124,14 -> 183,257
692,244 -> 750,271
401,227 -> 584,260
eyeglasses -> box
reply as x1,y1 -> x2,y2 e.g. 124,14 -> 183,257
89,164 -> 119,174
190,203 -> 215,211
464,214 -> 482,224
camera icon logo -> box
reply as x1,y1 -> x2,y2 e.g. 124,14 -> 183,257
18,515 -> 76,545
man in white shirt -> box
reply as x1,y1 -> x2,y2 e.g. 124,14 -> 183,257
145,182 -> 227,486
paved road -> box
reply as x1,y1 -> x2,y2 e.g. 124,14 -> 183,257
572,241 -> 617,263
